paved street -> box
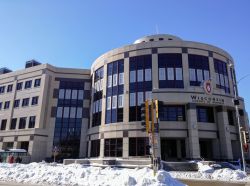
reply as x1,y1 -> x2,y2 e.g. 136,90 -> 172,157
179,179 -> 250,186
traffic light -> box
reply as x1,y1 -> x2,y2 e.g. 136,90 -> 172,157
154,100 -> 163,119
141,100 -> 149,133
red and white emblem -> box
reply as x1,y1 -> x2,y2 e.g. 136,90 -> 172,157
203,80 -> 212,95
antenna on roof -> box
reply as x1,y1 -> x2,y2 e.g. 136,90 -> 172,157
155,24 -> 159,34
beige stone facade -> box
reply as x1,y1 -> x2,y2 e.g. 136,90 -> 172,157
0,34 -> 249,162
89,34 -> 249,161
0,63 -> 90,162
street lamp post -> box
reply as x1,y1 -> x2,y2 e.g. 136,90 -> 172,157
232,73 -> 250,172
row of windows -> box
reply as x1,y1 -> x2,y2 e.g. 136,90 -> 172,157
90,138 -> 150,157
0,116 -> 36,130
0,96 -> 39,110
59,89 -> 84,100
92,67 -> 104,127
0,79 -> 41,95
56,107 -> 83,119
106,60 -> 124,124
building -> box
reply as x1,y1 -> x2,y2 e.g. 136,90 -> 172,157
0,61 -> 91,161
0,34 -> 249,162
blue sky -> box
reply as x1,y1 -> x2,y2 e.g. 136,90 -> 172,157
0,0 -> 250,115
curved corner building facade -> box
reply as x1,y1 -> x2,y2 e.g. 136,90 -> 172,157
0,34 -> 249,162
89,34 -> 249,161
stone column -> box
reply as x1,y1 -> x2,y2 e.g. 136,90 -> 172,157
152,53 -> 159,90
187,103 -> 200,159
123,57 -> 129,123
99,138 -> 104,158
123,137 -> 129,158
182,53 -> 189,89
216,106 -> 233,160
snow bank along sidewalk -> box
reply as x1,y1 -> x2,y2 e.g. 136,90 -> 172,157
169,162 -> 249,182
0,162 -> 186,186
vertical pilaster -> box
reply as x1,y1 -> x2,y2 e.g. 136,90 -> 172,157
99,138 -> 104,158
123,137 -> 129,158
123,57 -> 129,123
101,64 -> 107,126
208,56 -> 216,86
216,106 -> 233,160
152,53 -> 159,90
187,103 -> 200,159
182,53 -> 189,89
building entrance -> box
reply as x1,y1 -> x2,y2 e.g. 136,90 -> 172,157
199,139 -> 213,160
161,138 -> 186,161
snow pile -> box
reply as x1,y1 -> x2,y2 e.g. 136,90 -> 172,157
197,162 -> 214,173
0,162 -> 186,186
211,168 -> 247,181
169,162 -> 248,182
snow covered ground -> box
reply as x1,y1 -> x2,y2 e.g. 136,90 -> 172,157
0,162 -> 249,186
0,162 -> 185,186
169,162 -> 249,182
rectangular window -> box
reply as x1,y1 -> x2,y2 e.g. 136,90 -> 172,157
227,110 -> 235,126
59,89 -> 65,99
16,82 -> 23,90
4,101 -> 10,109
159,68 -> 166,80
98,100 -> 101,113
19,117 -> 26,129
78,90 -> 84,100
57,107 -> 63,118
214,58 -> 230,93
7,84 -> 13,92
10,118 -> 17,130
204,70 -> 210,80
119,73 -> 124,85
34,78 -> 41,87
112,96 -> 117,109
0,86 -> 5,94
188,54 -> 209,86
197,69 -> 203,82
0,119 -> 7,130
197,106 -> 214,123
31,96 -> 39,105
14,100 -> 20,108
145,91 -> 152,100
71,90 -> 78,99
175,68 -> 183,80
65,89 -> 71,99
167,68 -> 174,80
76,107 -> 82,118
129,137 -> 150,156
137,69 -> 144,82
108,76 -> 112,88
145,69 -> 152,81
70,107 -> 76,118
104,138 -> 123,157
137,92 -> 144,106
63,107 -> 70,118
107,97 -> 111,110
28,116 -> 36,128
130,71 -> 136,83
118,95 -> 124,108
159,105 -> 186,121
113,74 -> 118,86
130,93 -> 136,106
25,80 -> 32,89
22,98 -> 29,107
189,69 -> 196,81
0,102 -> 2,110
